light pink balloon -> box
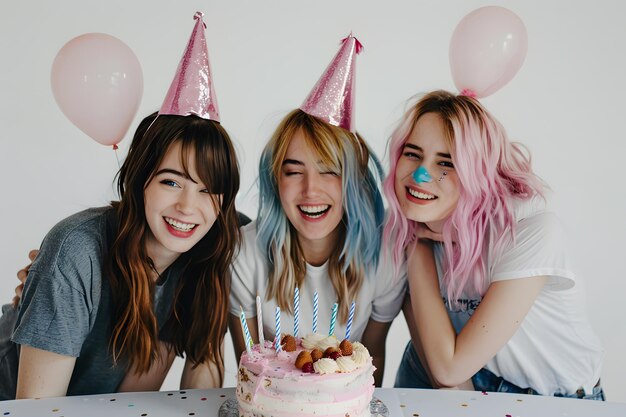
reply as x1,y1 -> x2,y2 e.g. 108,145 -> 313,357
449,6 -> 527,98
51,33 -> 143,146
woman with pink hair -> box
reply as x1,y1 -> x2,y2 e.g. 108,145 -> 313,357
385,90 -> 604,399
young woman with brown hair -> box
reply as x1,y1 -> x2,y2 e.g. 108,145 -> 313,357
0,111 -> 241,399
0,12 -> 242,399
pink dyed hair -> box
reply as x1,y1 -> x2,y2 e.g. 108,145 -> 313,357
383,90 -> 545,302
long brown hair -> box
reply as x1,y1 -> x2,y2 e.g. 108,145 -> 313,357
108,112 -> 240,383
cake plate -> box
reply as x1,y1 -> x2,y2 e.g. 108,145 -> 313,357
219,397 -> 389,417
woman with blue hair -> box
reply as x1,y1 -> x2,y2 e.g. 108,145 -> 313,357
228,35 -> 405,386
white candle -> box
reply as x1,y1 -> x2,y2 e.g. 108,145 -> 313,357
256,295 -> 265,349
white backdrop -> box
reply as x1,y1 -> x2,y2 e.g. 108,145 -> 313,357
1,0 -> 624,401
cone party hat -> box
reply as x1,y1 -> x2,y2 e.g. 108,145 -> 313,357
300,34 -> 362,133
159,11 -> 220,122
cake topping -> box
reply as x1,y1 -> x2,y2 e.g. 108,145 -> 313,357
281,334 -> 297,352
301,333 -> 326,349
352,341 -> 366,353
301,362 -> 315,373
295,351 -> 313,369
317,335 -> 339,351
336,356 -> 358,373
339,339 -> 353,356
313,357 -> 340,374
310,348 -> 323,362
323,346 -> 339,358
350,342 -> 369,367
328,351 -> 342,360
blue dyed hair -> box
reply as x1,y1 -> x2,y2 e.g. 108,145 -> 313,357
257,109 -> 385,322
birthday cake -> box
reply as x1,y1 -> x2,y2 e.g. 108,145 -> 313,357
236,333 -> 375,417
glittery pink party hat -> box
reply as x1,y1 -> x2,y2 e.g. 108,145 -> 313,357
159,11 -> 220,122
300,34 -> 362,133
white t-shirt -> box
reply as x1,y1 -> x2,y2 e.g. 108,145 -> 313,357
433,199 -> 603,396
230,221 -> 407,343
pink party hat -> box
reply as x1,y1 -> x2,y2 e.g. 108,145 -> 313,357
300,34 -> 362,133
159,11 -> 220,122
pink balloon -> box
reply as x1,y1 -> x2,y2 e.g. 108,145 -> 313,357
51,33 -> 143,146
449,6 -> 527,98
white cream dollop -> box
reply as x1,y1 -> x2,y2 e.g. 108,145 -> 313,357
352,342 -> 367,353
313,358 -> 340,374
301,333 -> 325,350
316,335 -> 339,351
351,349 -> 368,367
335,356 -> 357,373
350,342 -> 370,367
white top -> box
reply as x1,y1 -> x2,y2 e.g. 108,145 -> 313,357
230,221 -> 407,342
433,199 -> 604,396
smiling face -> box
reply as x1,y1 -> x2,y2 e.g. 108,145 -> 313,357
143,141 -> 221,270
278,129 -> 344,251
394,112 -> 460,232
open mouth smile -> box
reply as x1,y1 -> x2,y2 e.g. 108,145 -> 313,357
407,187 -> 436,200
298,204 -> 330,219
164,217 -> 197,232
405,186 -> 439,205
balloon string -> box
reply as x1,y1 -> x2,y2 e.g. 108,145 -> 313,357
113,144 -> 121,169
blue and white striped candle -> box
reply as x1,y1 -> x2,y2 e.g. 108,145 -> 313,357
256,295 -> 265,348
239,306 -> 252,354
329,302 -> 338,336
293,287 -> 300,337
312,290 -> 319,333
345,301 -> 356,340
274,306 -> 282,352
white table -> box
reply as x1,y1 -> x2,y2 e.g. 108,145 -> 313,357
2,387 -> 625,417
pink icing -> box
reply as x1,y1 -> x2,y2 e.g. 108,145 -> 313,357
237,339 -> 374,417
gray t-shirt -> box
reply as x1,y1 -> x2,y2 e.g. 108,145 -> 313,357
0,207 -> 179,399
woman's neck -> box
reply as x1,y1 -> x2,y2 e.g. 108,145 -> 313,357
298,227 -> 341,267
144,238 -> 179,279
425,219 -> 445,234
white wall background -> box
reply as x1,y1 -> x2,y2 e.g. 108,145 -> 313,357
1,0 -> 624,402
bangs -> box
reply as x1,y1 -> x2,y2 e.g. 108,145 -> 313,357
177,122 -> 239,201
302,127 -> 343,175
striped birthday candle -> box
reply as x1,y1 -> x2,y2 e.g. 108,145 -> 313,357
293,287 -> 300,337
274,306 -> 282,352
312,290 -> 319,333
329,302 -> 338,336
239,306 -> 252,354
345,301 -> 355,340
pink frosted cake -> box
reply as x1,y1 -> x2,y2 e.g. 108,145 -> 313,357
236,333 -> 375,417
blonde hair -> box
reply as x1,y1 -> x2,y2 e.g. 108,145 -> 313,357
257,109 -> 384,322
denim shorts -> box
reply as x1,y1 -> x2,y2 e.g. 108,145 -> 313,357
394,342 -> 605,401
